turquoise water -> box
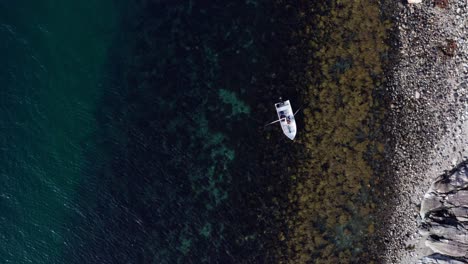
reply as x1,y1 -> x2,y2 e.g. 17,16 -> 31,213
0,1 -> 117,262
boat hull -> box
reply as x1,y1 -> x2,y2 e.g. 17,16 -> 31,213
275,100 -> 297,140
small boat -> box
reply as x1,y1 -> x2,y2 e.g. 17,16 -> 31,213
265,99 -> 298,140
275,100 -> 297,140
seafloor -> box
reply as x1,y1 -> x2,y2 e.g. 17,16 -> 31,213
67,0 -> 395,263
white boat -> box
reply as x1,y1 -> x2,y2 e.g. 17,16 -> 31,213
275,100 -> 297,140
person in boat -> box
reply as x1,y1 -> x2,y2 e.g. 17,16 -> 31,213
279,111 -> 286,120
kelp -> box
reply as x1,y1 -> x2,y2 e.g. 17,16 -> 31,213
274,0 -> 391,262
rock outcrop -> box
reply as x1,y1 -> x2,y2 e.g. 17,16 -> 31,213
420,253 -> 467,264
419,162 -> 468,263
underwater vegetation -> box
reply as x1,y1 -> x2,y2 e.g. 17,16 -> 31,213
272,0 -> 391,263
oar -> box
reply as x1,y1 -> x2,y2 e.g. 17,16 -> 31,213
264,118 -> 286,127
294,107 -> 301,116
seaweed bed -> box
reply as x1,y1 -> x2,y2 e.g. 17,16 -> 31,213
270,0 -> 393,263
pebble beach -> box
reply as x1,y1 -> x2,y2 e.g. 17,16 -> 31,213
380,0 -> 468,262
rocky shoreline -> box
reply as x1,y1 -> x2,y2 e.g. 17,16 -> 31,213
380,0 -> 468,263
420,161 -> 468,262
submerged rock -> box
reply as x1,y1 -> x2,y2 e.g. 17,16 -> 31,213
419,162 -> 468,262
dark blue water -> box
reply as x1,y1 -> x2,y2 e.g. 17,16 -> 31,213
1,1 -> 298,263
0,1 -> 119,263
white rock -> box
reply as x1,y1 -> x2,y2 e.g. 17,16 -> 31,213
407,0 -> 422,3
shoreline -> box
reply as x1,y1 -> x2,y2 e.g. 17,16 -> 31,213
379,0 -> 468,262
